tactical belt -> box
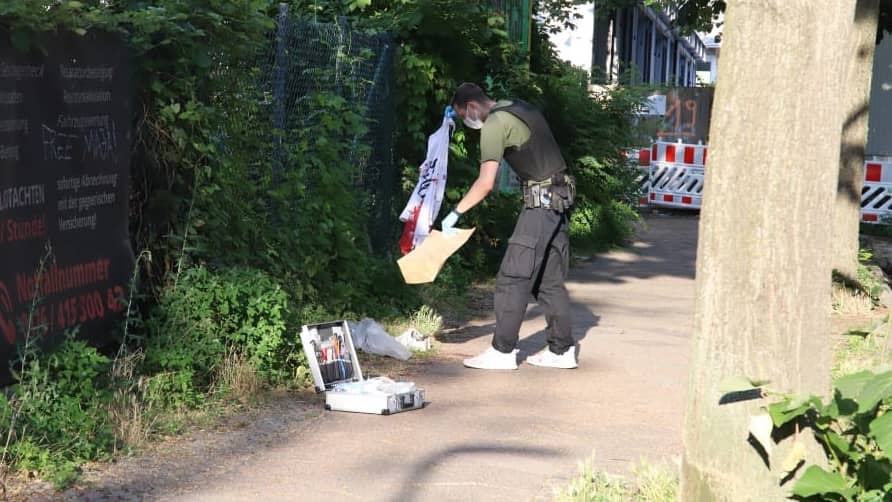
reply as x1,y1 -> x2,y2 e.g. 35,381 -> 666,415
522,173 -> 576,212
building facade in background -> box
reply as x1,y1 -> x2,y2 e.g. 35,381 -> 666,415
699,32 -> 721,85
590,3 -> 707,86
549,2 -> 708,87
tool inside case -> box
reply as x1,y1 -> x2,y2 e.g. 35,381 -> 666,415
301,321 -> 363,392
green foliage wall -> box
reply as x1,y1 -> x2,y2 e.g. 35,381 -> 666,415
0,0 -> 646,486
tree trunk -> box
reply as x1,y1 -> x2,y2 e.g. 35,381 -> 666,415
680,1 -> 868,500
833,0 -> 880,280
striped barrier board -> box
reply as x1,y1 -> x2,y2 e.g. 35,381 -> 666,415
648,161 -> 704,209
646,141 -> 708,210
651,141 -> 708,167
861,157 -> 892,223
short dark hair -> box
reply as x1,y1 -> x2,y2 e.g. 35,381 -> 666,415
451,82 -> 490,108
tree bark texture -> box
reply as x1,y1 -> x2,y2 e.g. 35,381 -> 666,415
680,1 -> 867,500
833,0 -> 880,279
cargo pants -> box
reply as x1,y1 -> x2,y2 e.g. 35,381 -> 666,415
491,207 -> 574,355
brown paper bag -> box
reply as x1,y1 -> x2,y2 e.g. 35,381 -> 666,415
397,228 -> 475,284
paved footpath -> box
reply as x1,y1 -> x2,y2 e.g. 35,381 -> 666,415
63,213 -> 698,502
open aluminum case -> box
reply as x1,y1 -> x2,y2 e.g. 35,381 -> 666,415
299,321 -> 425,415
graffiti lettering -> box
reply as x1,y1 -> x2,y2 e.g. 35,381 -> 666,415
657,97 -> 698,139
82,122 -> 118,162
41,124 -> 77,161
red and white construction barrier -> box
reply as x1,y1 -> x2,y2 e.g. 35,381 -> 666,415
635,146 -> 892,220
647,141 -> 707,209
861,157 -> 892,223
651,142 -> 708,166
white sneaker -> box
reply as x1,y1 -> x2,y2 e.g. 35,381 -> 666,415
526,346 -> 578,369
463,347 -> 519,370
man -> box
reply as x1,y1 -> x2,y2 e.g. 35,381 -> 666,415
441,82 -> 577,370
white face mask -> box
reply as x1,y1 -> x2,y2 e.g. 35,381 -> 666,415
462,105 -> 484,130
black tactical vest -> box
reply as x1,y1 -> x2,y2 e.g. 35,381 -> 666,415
490,100 -> 567,182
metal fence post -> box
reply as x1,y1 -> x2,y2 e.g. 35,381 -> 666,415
270,3 -> 288,230
273,3 -> 288,190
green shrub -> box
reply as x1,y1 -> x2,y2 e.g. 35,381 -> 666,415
556,455 -> 678,502
860,222 -> 892,238
856,249 -> 887,303
728,370 -> 892,500
144,266 -> 293,408
0,332 -> 115,488
0,0 -> 650,488
568,156 -> 642,251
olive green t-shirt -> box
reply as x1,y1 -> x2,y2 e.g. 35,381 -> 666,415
479,100 -> 531,164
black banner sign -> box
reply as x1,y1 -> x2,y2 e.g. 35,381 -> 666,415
0,31 -> 133,381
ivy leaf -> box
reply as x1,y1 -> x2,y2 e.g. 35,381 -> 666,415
870,412 -> 892,454
833,389 -> 859,417
791,466 -> 855,499
860,456 -> 892,490
858,371 -> 892,413
836,370 -> 874,402
347,0 -> 371,12
825,431 -> 862,463
858,489 -> 887,502
718,376 -> 769,394
768,398 -> 810,427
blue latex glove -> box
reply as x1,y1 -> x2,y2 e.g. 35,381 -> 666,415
444,105 -> 457,120
441,209 -> 460,236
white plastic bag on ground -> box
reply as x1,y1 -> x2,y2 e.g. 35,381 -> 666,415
348,319 -> 412,361
399,113 -> 454,255
396,328 -> 432,352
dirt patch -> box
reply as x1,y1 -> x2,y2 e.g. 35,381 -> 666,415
12,350 -> 440,502
831,305 -> 892,379
432,281 -> 494,330
434,281 -> 495,345
831,310 -> 885,338
7,392 -> 316,501
354,351 -> 439,380
10,284 -> 490,501
14,216 -> 707,501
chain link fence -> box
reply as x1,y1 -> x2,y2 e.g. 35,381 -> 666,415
254,6 -> 397,253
